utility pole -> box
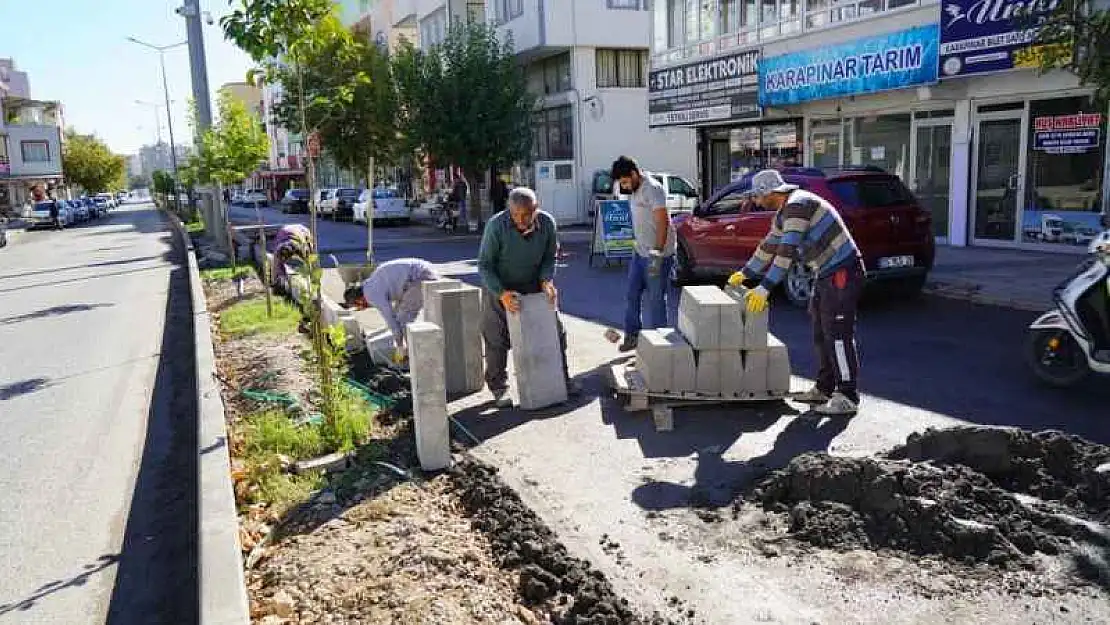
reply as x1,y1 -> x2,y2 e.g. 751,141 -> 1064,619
178,0 -> 213,132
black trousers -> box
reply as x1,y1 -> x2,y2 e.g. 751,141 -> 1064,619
809,262 -> 865,402
481,289 -> 569,393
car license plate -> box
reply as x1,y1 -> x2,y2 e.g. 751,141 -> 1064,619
878,255 -> 914,269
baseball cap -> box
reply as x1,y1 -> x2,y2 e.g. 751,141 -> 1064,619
749,169 -> 799,197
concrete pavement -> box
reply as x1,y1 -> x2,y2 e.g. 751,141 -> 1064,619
0,203 -> 196,624
926,244 -> 1088,311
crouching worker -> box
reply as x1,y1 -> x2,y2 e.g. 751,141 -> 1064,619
343,258 -> 440,365
272,223 -> 314,291
477,186 -> 579,409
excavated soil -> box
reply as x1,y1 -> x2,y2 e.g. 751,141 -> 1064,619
451,459 -> 677,625
734,426 -> 1110,591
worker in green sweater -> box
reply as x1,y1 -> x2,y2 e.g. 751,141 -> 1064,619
477,186 -> 579,408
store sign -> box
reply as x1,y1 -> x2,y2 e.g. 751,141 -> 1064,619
647,49 -> 760,128
938,0 -> 1061,78
590,200 -> 635,261
1033,113 -> 1102,154
759,25 -> 939,106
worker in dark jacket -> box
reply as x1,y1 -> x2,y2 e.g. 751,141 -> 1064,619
477,186 -> 579,408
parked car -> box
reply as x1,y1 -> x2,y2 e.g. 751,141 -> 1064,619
93,197 -> 110,215
673,166 -> 935,305
353,187 -> 412,225
317,188 -> 338,217
330,188 -> 361,221
25,200 -> 69,229
280,188 -> 310,214
239,188 -> 267,209
592,169 -> 700,215
68,199 -> 90,222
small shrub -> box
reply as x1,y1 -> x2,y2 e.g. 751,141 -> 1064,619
201,265 -> 253,281
243,409 -> 326,460
322,387 -> 374,452
220,297 -> 301,337
255,471 -> 324,515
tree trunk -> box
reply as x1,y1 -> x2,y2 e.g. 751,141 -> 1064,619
462,168 -> 483,232
365,156 -> 375,264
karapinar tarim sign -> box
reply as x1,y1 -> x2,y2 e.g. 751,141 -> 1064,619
759,24 -> 939,106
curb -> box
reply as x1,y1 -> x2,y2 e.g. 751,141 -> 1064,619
165,211 -> 251,625
922,281 -> 1047,313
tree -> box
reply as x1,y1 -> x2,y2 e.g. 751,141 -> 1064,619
129,174 -> 151,190
1032,2 -> 1110,105
393,20 -> 533,224
62,130 -> 127,194
223,0 -> 363,426
197,90 -> 270,187
151,169 -> 175,206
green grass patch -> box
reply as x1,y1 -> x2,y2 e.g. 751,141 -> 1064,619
323,387 -> 375,452
200,265 -> 252,281
243,409 -> 327,460
185,219 -> 205,234
256,471 -> 325,515
220,297 -> 301,337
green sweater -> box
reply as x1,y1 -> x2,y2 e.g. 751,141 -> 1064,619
477,210 -> 557,296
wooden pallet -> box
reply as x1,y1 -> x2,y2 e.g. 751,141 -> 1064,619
608,362 -> 790,432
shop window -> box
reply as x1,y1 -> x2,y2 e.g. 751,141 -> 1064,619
703,122 -> 800,194
541,53 -> 572,95
1023,96 -> 1106,246
597,49 -> 647,88
21,140 -> 50,163
851,113 -> 911,180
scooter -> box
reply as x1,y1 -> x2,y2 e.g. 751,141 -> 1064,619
1025,220 -> 1110,387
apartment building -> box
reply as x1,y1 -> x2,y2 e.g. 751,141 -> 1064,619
0,96 -> 65,212
487,0 -> 697,225
650,0 -> 1107,250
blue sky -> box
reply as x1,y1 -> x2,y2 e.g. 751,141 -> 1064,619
0,0 -> 254,155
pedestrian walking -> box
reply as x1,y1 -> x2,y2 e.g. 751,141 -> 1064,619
343,258 -> 441,364
728,169 -> 866,415
477,186 -> 578,408
609,156 -> 677,352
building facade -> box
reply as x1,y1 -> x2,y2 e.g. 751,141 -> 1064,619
649,0 -> 1107,251
0,59 -> 31,99
0,96 -> 65,212
489,0 -> 697,225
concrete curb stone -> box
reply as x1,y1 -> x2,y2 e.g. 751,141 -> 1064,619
164,210 -> 251,625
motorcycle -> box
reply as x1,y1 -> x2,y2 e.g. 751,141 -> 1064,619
1025,219 -> 1110,387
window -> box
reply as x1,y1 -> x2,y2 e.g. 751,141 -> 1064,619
683,0 -> 715,43
668,176 -> 697,197
494,0 -> 523,23
532,105 -> 574,160
596,49 -> 647,88
829,178 -> 914,208
703,188 -> 751,216
541,53 -> 572,94
21,140 -> 49,163
607,0 -> 643,7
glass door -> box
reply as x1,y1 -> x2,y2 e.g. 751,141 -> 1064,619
911,121 -> 953,241
972,111 -> 1027,244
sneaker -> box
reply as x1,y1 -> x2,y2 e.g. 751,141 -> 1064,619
793,387 -> 830,404
813,392 -> 858,416
618,335 -> 638,353
491,390 -> 513,409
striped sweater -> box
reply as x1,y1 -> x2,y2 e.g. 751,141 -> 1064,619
741,189 -> 863,289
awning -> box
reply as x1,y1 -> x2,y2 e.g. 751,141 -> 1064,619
258,170 -> 305,178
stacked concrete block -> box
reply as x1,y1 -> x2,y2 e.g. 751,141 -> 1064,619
421,278 -> 463,324
425,285 -> 483,394
694,349 -> 744,396
506,293 -> 567,410
406,321 -> 451,471
636,329 -> 697,394
319,296 -> 364,353
740,334 -> 792,396
677,286 -> 745,349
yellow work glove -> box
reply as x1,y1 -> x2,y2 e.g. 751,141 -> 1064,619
727,271 -> 748,289
391,347 -> 406,365
744,285 -> 770,314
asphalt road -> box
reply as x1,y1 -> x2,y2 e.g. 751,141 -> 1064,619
0,203 -> 196,624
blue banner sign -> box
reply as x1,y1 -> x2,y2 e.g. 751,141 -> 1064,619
759,25 -> 939,106
938,0 -> 1061,78
592,200 -> 635,260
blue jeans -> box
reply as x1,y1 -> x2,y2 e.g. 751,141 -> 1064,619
624,253 -> 674,337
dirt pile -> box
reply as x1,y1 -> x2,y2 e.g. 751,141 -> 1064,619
451,459 -> 677,625
741,427 -> 1110,571
365,365 -> 413,419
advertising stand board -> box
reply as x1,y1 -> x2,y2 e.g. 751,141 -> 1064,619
589,200 -> 635,267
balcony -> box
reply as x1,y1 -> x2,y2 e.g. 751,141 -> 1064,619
651,0 -> 930,67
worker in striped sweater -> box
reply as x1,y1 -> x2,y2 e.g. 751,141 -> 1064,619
728,169 -> 866,416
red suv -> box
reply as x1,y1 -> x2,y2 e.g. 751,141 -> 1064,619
673,167 -> 935,305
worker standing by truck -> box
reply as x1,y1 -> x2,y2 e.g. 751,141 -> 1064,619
728,169 -> 866,416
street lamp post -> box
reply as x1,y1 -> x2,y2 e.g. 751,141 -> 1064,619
135,99 -> 174,147
127,37 -> 187,215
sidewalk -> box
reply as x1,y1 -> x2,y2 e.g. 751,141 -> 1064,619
924,244 -> 1085,312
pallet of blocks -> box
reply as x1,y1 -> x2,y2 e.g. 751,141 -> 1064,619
609,284 -> 792,432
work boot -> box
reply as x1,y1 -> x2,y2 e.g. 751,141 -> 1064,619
491,389 -> 513,409
813,392 -> 858,416
618,334 -> 638,353
793,387 -> 830,404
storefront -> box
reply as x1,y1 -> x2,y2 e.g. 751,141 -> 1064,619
698,119 -> 802,194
